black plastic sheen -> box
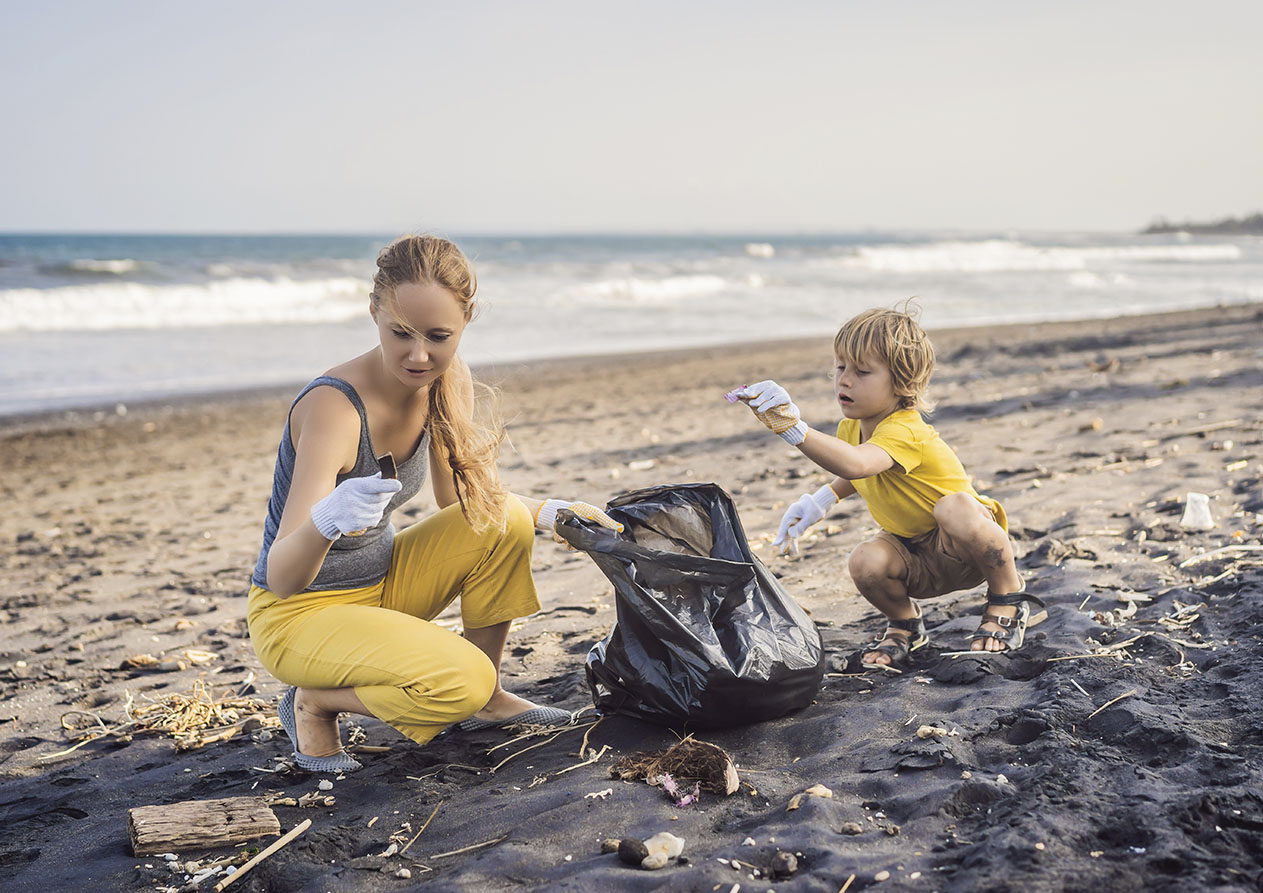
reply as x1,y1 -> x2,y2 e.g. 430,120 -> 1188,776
555,483 -> 826,728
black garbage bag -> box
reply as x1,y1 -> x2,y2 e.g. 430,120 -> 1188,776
554,482 -> 825,728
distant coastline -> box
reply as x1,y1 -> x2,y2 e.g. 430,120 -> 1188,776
1141,212 -> 1263,235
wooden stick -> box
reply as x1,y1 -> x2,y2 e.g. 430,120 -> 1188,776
1179,545 -> 1263,568
553,744 -> 610,778
490,728 -> 575,773
213,819 -> 311,892
839,873 -> 856,893
579,716 -> 604,759
430,835 -> 506,859
400,802 -> 442,855
1087,689 -> 1138,720
1045,653 -> 1123,663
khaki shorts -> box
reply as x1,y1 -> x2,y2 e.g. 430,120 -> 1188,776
876,526 -> 985,600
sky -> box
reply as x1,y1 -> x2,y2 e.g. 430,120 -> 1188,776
2,0 -> 1260,234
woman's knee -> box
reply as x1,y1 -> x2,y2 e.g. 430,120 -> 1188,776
408,650 -> 496,721
503,495 -> 535,548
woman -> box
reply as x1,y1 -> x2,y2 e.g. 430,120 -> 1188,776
247,234 -> 619,772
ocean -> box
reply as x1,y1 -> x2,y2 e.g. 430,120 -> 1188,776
1,231 -> 1259,418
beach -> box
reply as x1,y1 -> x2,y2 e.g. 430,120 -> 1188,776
2,303 -> 1262,891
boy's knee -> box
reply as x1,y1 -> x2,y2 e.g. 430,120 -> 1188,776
849,541 -> 898,583
934,493 -> 986,530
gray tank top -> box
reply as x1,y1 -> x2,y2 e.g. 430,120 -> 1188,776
251,376 -> 430,592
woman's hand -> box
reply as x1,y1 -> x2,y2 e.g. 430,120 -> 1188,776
535,499 -> 623,544
727,380 -> 809,445
309,473 -> 403,540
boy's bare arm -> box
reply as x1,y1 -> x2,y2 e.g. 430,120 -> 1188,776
828,477 -> 858,499
799,431 -> 895,480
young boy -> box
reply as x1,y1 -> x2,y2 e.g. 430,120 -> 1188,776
729,307 -> 1045,670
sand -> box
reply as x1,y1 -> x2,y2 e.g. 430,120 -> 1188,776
2,303 -> 1262,891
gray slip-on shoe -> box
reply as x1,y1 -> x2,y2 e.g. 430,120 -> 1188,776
278,686 -> 363,773
456,705 -> 573,732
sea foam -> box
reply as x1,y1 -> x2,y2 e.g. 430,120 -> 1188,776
0,276 -> 367,332
829,240 -> 1243,273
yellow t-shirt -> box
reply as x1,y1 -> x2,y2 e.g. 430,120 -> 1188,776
836,409 -> 1006,539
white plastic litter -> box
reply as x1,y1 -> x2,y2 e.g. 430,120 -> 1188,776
1179,492 -> 1215,530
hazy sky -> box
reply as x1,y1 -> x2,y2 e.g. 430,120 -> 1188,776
3,0 -> 1259,233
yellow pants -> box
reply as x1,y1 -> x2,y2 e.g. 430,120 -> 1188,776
247,498 -> 538,744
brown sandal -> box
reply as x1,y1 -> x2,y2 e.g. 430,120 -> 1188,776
859,610 -> 929,673
971,589 -> 1047,653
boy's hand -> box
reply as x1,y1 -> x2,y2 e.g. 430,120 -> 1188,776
773,484 -> 839,554
727,380 -> 809,445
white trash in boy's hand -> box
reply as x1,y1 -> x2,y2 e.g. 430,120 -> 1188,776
773,485 -> 839,554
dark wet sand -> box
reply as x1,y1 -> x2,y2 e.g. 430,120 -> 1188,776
2,303 -> 1262,891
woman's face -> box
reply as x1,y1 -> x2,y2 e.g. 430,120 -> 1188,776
371,281 -> 469,390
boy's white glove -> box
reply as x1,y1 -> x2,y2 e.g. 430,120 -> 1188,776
536,499 -> 624,544
310,473 -> 403,540
773,484 -> 838,555
726,380 -> 809,445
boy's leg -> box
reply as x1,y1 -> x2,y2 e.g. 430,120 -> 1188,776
849,536 -> 919,666
932,493 -> 1024,652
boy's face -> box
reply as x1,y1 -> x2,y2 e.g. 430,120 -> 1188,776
834,351 -> 902,422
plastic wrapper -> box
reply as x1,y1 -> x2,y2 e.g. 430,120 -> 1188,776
555,483 -> 826,728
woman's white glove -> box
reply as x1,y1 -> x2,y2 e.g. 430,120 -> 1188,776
773,484 -> 838,555
309,473 -> 403,540
726,380 -> 809,445
536,499 -> 624,543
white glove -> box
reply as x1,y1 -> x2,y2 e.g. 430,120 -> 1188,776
772,484 -> 838,555
535,499 -> 624,536
727,380 -> 809,445
309,473 -> 403,540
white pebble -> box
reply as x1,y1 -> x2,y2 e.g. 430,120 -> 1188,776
742,837 -> 756,846
395,868 -> 412,879
318,779 -> 334,791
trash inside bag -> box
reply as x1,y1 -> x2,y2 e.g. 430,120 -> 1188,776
555,483 -> 826,728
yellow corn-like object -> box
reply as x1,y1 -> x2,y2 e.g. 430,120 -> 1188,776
566,502 -> 624,532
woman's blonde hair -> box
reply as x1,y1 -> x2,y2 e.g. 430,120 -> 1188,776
371,235 -> 507,531
833,301 -> 936,413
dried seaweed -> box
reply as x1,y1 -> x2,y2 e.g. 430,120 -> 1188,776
609,735 -> 739,795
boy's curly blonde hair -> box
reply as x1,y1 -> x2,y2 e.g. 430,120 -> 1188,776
833,302 -> 936,413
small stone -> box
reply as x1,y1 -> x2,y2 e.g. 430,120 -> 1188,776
618,837 -> 648,866
600,838 -> 621,854
395,868 -> 411,879
643,831 -> 685,861
916,724 -> 948,739
1035,842 -> 1046,851
318,779 -> 334,791
841,822 -> 864,835
641,853 -> 669,870
771,851 -> 798,878
875,869 -> 891,881
741,837 -> 756,846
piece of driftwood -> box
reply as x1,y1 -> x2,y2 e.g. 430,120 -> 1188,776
128,796 -> 281,855
214,819 -> 311,892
